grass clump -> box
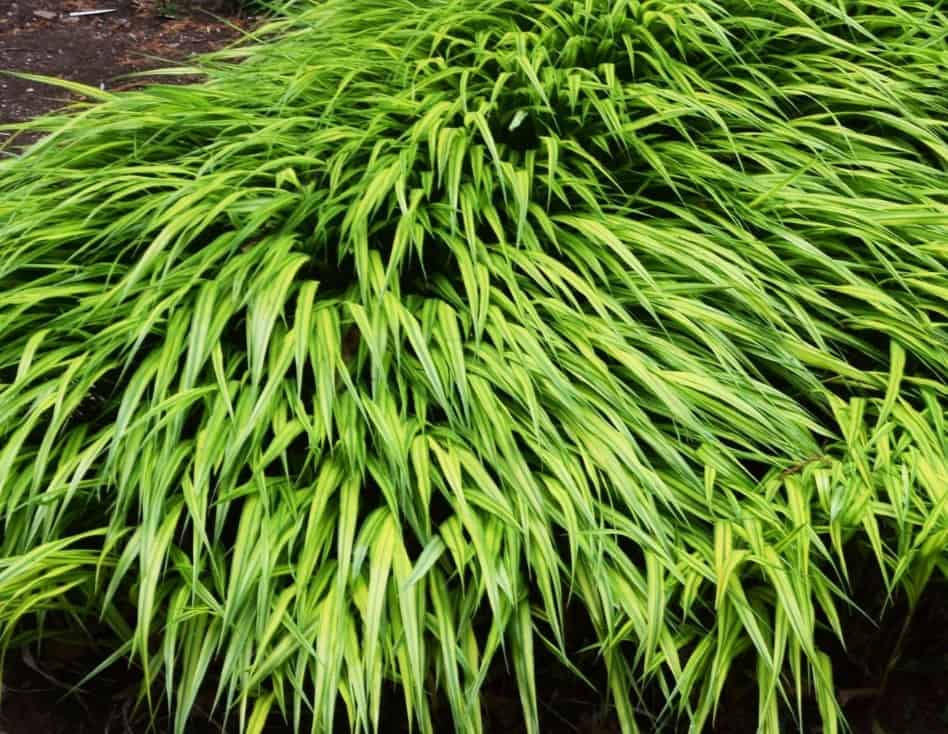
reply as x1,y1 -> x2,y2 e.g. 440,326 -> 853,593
2,0 -> 948,732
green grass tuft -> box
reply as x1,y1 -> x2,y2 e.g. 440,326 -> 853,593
1,1 -> 948,732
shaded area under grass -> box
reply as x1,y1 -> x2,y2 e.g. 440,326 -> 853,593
3,583 -> 948,733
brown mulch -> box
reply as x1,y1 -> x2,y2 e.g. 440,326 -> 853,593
0,0 -> 252,130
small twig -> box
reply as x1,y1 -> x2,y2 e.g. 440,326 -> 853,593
875,604 -> 917,702
780,453 -> 826,478
68,9 -> 118,16
838,686 -> 880,707
0,683 -> 61,693
538,697 -> 581,733
837,603 -> 920,716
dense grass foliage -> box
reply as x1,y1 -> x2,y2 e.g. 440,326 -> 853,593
1,1 -> 947,732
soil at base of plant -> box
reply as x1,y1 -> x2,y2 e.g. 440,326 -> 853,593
2,585 -> 947,733
0,0 -> 251,132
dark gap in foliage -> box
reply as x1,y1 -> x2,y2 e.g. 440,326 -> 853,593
174,401 -> 208,444
426,490 -> 455,535
0,363 -> 15,385
220,311 -> 250,355
398,244 -> 459,299
841,333 -> 889,374
263,430 -> 315,483
307,252 -> 358,299
490,107 -> 542,152
211,487 -> 249,549
65,368 -> 123,434
738,457 -> 773,485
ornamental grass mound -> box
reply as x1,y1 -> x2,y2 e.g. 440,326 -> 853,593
1,1 -> 948,732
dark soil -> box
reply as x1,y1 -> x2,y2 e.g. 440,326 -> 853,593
2,584 -> 947,733
0,0 -> 251,131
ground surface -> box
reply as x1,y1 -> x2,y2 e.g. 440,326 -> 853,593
1,3 -> 947,732
1,589 -> 946,733
0,0 -> 248,129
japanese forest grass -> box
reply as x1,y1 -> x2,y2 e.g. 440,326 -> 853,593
1,0 -> 948,732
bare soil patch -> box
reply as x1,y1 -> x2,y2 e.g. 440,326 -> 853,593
0,0 -> 251,129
